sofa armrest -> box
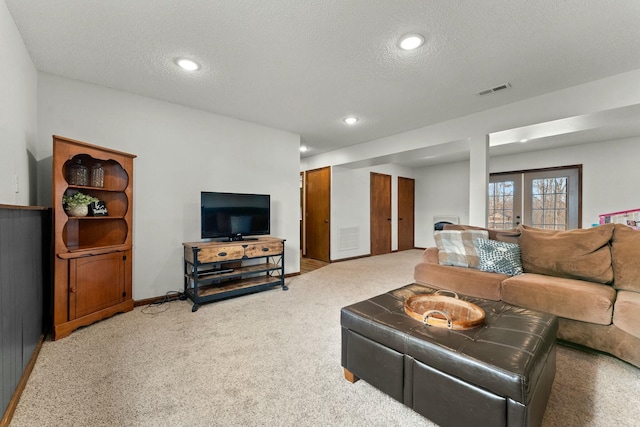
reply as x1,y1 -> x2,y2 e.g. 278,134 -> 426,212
422,247 -> 439,264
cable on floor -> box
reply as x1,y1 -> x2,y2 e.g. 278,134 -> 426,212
141,290 -> 185,315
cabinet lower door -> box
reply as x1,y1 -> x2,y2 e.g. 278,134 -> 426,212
69,252 -> 126,319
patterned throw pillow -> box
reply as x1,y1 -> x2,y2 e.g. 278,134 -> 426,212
435,230 -> 489,268
474,238 -> 523,276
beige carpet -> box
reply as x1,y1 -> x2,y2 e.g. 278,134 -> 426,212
10,250 -> 640,426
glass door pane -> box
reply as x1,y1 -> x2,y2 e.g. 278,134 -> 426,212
488,173 -> 521,229
524,169 -> 579,230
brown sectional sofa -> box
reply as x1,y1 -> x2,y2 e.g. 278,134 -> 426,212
414,223 -> 640,368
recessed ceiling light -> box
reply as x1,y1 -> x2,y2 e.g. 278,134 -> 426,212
344,117 -> 359,125
300,146 -> 309,152
519,139 -> 529,143
176,58 -> 200,71
399,34 -> 424,51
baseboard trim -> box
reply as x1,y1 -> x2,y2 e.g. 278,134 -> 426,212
332,254 -> 371,263
134,293 -> 184,307
332,248 -> 422,263
1,334 -> 45,427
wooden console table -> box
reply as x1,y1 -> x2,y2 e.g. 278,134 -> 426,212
182,237 -> 287,312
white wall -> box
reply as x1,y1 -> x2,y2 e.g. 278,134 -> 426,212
413,138 -> 640,248
490,137 -> 640,229
37,73 -> 301,300
302,69 -> 640,252
414,161 -> 470,248
331,164 -> 414,260
0,2 -> 37,205
302,68 -> 640,173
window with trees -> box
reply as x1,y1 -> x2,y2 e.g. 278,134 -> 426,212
489,166 -> 581,230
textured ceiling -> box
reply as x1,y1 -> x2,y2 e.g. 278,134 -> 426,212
6,0 -> 640,160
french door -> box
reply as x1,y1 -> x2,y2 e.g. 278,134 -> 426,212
489,166 -> 581,230
488,173 -> 521,229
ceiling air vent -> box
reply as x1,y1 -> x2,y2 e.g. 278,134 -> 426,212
477,82 -> 512,96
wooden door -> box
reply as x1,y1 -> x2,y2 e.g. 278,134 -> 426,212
398,177 -> 415,251
69,252 -> 125,319
300,173 -> 303,250
305,167 -> 331,262
370,172 -> 392,255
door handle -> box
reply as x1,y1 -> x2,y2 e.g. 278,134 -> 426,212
387,218 -> 391,221
324,219 -> 329,223
399,217 -> 403,221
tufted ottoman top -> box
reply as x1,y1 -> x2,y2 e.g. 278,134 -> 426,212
341,283 -> 558,404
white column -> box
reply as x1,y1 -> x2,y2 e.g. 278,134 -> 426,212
468,135 -> 489,226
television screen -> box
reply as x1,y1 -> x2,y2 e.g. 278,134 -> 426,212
201,192 -> 270,240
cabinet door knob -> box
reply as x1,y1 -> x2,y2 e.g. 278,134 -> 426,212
218,252 -> 227,256
70,286 -> 77,293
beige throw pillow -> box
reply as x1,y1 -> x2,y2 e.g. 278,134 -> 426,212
435,230 -> 489,268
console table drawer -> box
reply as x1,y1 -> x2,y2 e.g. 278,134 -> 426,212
244,242 -> 283,258
195,245 -> 245,263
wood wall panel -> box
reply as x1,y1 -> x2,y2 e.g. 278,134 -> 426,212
0,205 -> 49,423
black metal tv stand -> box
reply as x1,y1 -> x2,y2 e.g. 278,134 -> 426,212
182,237 -> 287,312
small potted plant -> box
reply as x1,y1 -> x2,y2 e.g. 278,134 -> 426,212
62,192 -> 99,217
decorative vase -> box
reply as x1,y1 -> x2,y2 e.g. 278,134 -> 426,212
91,163 -> 104,187
67,159 -> 89,186
66,205 -> 89,217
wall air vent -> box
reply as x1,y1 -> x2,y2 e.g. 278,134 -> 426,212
477,82 -> 512,96
338,226 -> 359,251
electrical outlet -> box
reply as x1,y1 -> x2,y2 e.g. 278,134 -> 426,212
14,175 -> 19,193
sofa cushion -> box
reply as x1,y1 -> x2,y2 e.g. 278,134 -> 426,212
435,230 -> 488,268
611,224 -> 640,292
475,238 -> 523,276
502,273 -> 616,325
414,261 -> 506,301
443,224 -> 520,243
518,224 -> 615,284
420,247 -> 439,264
613,290 -> 640,339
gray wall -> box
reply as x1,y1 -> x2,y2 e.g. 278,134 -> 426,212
0,207 -> 48,416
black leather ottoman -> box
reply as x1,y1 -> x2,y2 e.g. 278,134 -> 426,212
341,284 -> 558,427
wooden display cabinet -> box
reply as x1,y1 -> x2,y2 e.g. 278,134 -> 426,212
52,135 -> 135,340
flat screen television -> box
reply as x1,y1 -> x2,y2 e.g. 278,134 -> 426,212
201,191 -> 270,241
